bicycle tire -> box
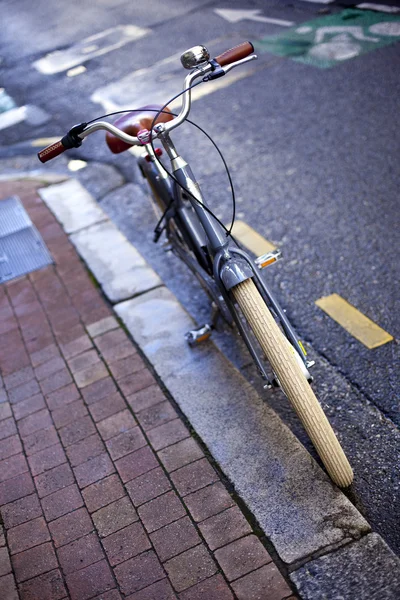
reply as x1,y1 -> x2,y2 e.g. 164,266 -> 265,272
232,278 -> 353,488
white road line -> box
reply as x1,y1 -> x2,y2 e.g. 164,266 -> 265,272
215,8 -> 294,27
0,105 -> 50,131
357,3 -> 400,12
33,25 -> 151,75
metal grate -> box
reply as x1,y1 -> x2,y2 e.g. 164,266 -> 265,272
0,196 -> 53,283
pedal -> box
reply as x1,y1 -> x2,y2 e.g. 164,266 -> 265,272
255,248 -> 282,270
185,324 -> 212,346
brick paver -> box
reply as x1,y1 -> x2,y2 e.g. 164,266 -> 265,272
125,578 -> 176,600
198,505 -> 252,551
48,507 -> 93,548
125,467 -> 171,507
0,434 -> 22,461
66,432 -> 105,467
0,181 -> 295,600
7,516 -> 50,554
23,426 -> 58,456
114,550 -> 164,596
105,427 -> 146,461
34,463 -> 75,498
41,484 -> 84,521
82,474 -> 125,514
170,458 -> 219,496
65,559 -> 115,600
183,481 -> 236,523
1,494 -> 42,529
92,497 -> 138,538
57,532 -> 105,574
157,436 -> 204,472
18,568 -> 67,600
12,542 -> 58,583
115,445 -> 158,483
231,563 -> 293,600
179,573 -> 234,600
149,516 -> 201,562
138,491 -> 186,534
214,535 -> 272,581
102,521 -> 151,567
97,409 -> 137,442
164,544 -> 217,592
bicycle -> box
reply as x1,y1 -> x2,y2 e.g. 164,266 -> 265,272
38,41 -> 353,488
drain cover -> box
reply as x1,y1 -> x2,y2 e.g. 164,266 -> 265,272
0,196 -> 53,283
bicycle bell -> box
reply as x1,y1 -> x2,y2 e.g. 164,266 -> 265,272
180,45 -> 210,69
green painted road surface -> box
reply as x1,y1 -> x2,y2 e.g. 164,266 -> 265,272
255,9 -> 400,68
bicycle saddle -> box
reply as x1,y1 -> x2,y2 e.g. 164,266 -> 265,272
105,105 -> 174,153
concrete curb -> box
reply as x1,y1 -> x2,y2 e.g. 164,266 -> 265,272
3,165 -> 400,597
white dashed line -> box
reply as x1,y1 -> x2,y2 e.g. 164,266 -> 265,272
0,105 -> 50,131
33,25 -> 150,75
357,4 -> 400,13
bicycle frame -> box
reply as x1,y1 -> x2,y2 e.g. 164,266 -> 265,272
138,127 -> 313,386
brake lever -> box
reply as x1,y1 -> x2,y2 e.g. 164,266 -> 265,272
203,54 -> 257,81
203,59 -> 225,81
223,54 -> 258,74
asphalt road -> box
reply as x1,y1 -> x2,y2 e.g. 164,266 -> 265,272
1,0 -> 399,555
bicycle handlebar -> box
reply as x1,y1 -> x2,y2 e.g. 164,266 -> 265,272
38,42 -> 257,162
214,42 -> 254,67
38,140 -> 68,163
38,124 -> 86,163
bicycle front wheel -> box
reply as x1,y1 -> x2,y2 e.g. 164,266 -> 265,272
232,278 -> 353,488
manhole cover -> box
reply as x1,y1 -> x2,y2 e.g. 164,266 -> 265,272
0,196 -> 53,283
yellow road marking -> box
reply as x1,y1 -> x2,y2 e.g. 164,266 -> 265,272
31,137 -> 60,147
68,160 -> 87,171
67,65 -> 87,77
230,220 -> 276,256
315,293 -> 393,349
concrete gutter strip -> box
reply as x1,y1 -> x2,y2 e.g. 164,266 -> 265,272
115,288 -> 370,565
39,179 -> 162,303
16,173 -> 399,596
70,221 -> 162,303
39,178 -> 108,233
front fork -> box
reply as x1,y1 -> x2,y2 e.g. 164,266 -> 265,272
189,247 -> 314,387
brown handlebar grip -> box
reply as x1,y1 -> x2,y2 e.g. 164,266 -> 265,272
214,41 -> 254,67
37,140 -> 66,163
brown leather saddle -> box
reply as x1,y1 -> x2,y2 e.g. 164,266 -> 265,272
105,105 -> 174,153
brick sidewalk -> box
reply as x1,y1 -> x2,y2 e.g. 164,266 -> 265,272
0,181 -> 296,600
